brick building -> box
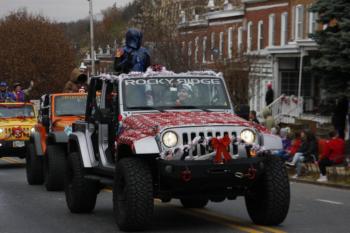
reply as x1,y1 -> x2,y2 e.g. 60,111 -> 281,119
178,0 -> 319,115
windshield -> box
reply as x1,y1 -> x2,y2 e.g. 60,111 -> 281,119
122,77 -> 231,111
54,95 -> 87,116
0,105 -> 35,118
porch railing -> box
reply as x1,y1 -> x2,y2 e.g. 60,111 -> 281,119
261,94 -> 304,124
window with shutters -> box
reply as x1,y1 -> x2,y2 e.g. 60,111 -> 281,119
295,5 -> 304,39
268,14 -> 275,46
228,27 -> 233,59
281,12 -> 288,46
308,12 -> 318,34
219,31 -> 224,58
247,22 -> 252,52
211,32 -> 215,61
238,27 -> 243,54
202,36 -> 207,63
194,37 -> 199,64
257,21 -> 264,50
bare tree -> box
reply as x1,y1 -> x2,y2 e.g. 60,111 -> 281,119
0,10 -> 75,98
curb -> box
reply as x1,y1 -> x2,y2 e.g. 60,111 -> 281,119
289,177 -> 350,190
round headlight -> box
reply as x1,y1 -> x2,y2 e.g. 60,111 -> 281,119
0,128 -> 3,134
162,131 -> 178,148
30,127 -> 35,133
240,129 -> 256,144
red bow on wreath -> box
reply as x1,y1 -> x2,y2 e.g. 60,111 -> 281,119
211,135 -> 232,164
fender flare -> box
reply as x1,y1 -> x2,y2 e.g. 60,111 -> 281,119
262,133 -> 283,151
68,132 -> 97,168
48,132 -> 68,144
30,132 -> 44,156
133,136 -> 160,154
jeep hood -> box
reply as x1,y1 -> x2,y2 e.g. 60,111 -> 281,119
117,112 -> 267,145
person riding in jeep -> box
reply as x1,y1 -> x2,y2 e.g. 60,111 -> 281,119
114,28 -> 151,74
63,68 -> 88,93
0,81 -> 15,102
176,84 -> 193,106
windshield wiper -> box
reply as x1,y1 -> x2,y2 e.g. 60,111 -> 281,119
172,106 -> 212,112
127,106 -> 165,113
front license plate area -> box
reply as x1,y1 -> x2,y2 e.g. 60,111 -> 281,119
13,141 -> 25,148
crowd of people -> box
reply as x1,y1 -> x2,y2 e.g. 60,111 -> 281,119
0,81 -> 34,102
249,107 -> 346,182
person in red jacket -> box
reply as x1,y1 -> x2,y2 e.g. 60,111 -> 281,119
317,131 -> 345,182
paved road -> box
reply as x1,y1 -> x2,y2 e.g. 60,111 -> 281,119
1,157 -> 350,233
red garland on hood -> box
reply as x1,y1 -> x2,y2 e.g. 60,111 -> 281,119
116,112 -> 268,147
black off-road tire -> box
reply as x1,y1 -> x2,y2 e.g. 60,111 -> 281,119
113,157 -> 154,231
65,151 -> 99,213
245,155 -> 290,225
44,144 -> 66,191
180,198 -> 209,208
25,142 -> 44,185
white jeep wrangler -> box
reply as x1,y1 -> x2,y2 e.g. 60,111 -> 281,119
65,69 -> 290,231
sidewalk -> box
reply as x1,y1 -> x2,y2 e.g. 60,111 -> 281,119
287,164 -> 350,189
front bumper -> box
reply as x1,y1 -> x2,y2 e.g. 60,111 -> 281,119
0,140 -> 27,157
156,157 -> 266,198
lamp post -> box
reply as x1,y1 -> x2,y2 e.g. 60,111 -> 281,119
88,0 -> 95,76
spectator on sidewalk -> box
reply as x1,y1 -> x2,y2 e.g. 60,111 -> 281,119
317,131 -> 345,182
286,129 -> 318,178
249,110 -> 260,124
273,128 -> 292,160
262,107 -> 276,131
265,83 -> 274,106
286,131 -> 302,160
332,95 -> 348,139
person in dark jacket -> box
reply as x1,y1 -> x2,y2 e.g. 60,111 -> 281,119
114,28 -> 150,74
249,110 -> 260,124
286,129 -> 318,178
332,95 -> 348,139
63,68 -> 88,93
265,83 -> 274,106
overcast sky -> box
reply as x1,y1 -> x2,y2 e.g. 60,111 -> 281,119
0,0 -> 133,22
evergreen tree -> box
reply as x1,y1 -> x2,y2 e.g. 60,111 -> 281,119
310,0 -> 350,99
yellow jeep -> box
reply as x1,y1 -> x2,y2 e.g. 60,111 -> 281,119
0,102 -> 37,158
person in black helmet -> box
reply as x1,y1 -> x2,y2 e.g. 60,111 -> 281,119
114,28 -> 151,74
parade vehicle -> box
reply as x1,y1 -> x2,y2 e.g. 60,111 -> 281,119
64,69 -> 290,231
0,102 -> 36,158
26,93 -> 87,191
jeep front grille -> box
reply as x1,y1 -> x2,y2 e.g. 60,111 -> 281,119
163,126 -> 251,157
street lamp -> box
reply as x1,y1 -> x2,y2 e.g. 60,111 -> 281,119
88,0 -> 95,76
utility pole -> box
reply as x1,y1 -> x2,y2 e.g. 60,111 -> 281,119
88,0 -> 95,76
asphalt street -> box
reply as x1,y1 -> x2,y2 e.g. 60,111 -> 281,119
1,157 -> 349,233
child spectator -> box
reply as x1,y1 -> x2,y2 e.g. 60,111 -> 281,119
286,129 -> 318,178
273,128 -> 292,160
317,131 -> 345,182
